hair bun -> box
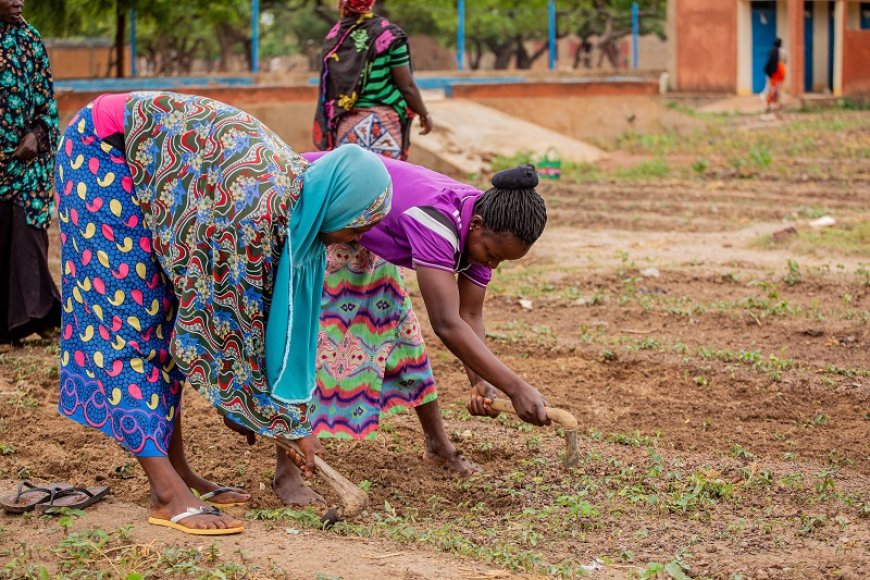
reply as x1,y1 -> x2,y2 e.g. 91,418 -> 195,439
491,164 -> 539,190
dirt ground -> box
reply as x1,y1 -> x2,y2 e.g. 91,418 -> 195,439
1,106 -> 869,579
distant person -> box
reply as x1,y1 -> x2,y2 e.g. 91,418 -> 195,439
263,156 -> 552,507
0,0 -> 62,345
313,0 -> 432,161
764,37 -> 787,113
55,91 -> 392,535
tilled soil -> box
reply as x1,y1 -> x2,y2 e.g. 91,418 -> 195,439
2,156 -> 869,578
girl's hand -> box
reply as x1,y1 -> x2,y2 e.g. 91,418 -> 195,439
509,384 -> 551,426
467,381 -> 500,418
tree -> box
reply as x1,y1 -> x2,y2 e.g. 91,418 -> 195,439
567,0 -> 666,69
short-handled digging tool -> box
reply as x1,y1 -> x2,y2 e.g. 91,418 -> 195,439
274,438 -> 368,527
488,399 -> 580,468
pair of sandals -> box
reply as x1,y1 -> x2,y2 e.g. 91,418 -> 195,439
0,481 -> 110,514
147,486 -> 249,536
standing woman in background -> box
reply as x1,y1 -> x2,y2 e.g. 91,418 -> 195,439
313,0 -> 432,161
764,37 -> 787,114
0,0 -> 61,344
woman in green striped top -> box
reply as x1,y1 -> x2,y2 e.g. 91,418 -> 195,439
313,0 -> 432,161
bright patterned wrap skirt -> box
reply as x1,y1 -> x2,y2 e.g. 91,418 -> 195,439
309,242 -> 437,439
335,106 -> 409,161
55,104 -> 184,457
55,95 -> 311,457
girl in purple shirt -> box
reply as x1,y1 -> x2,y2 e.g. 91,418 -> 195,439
270,154 -> 549,506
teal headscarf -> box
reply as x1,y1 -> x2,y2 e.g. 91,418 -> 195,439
266,144 -> 392,403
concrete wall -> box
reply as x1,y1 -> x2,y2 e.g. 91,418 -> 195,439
843,29 -> 870,94
674,0 -> 738,92
46,45 -> 131,79
447,81 -> 667,140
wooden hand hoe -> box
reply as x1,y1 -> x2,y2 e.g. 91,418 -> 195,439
274,438 -> 369,526
488,399 -> 580,468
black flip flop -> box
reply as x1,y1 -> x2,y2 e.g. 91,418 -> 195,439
0,481 -> 73,514
36,485 -> 110,512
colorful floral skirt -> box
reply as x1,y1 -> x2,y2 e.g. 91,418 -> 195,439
309,243 -> 437,439
54,104 -> 184,457
335,107 -> 409,161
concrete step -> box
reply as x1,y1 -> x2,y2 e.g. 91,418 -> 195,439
410,96 -> 606,176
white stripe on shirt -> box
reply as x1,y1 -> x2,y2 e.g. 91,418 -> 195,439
404,207 -> 460,254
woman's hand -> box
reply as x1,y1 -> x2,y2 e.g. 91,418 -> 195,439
287,435 -> 325,478
12,132 -> 39,161
419,113 -> 433,135
467,381 -> 500,418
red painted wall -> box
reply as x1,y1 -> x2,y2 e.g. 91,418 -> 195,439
675,0 -> 738,92
843,30 -> 870,95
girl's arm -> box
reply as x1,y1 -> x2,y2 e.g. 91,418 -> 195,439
416,266 -> 549,426
457,276 -> 500,417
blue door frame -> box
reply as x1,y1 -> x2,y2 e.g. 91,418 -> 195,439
752,1 -> 778,93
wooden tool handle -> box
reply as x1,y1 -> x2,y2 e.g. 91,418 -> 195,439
489,398 -> 579,430
275,439 -> 369,518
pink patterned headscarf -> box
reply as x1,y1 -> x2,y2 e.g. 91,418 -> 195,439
342,0 -> 376,14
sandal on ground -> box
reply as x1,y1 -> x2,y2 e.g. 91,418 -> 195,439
36,485 -> 110,512
147,506 -> 244,536
196,486 -> 250,507
0,481 -> 73,514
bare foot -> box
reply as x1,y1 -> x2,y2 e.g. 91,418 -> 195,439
150,487 -> 243,531
273,445 -> 327,507
423,444 -> 481,476
183,473 -> 251,507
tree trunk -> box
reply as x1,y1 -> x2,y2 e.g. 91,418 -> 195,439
469,39 -> 483,70
215,24 -> 237,72
515,37 -> 550,70
486,40 -> 514,70
115,7 -> 126,78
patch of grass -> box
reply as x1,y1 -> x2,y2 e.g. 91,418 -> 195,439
796,221 -> 870,258
0,526 -> 270,579
611,157 -> 671,180
245,506 -> 324,527
667,471 -> 734,513
758,221 -> 870,259
607,430 -> 660,448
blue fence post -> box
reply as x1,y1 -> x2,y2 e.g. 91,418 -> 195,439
548,0 -> 556,70
632,2 -> 639,69
129,8 -> 137,77
457,0 -> 465,71
251,0 -> 260,73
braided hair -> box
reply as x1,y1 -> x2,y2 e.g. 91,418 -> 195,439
473,165 -> 547,245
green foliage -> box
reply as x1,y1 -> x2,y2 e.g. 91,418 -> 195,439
784,259 -> 802,286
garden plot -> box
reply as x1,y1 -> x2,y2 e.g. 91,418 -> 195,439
1,106 -> 868,579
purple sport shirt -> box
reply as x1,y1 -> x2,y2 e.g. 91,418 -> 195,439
303,152 -> 492,287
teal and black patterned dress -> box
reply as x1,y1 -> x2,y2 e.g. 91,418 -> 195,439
0,18 -> 59,228
0,17 -> 61,342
